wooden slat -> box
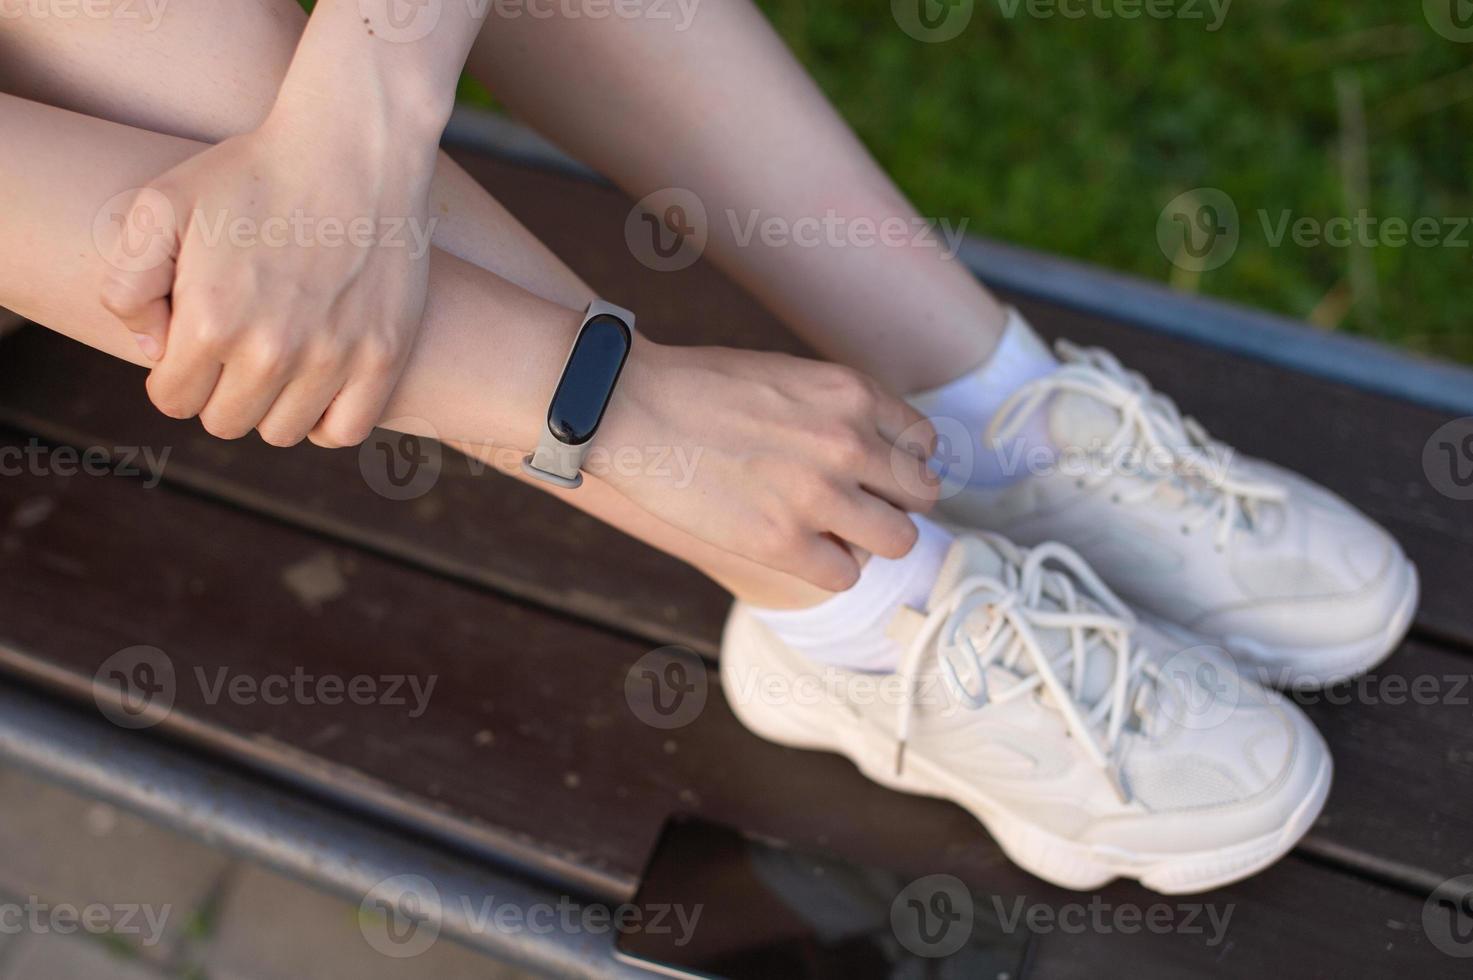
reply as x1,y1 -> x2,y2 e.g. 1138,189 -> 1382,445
0,152 -> 1470,890
0,308 -> 25,338
0,435 -> 1451,975
0,327 -> 731,655
1,152 -> 1465,652
449,152 -> 1473,647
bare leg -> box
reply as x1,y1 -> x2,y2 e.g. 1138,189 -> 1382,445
0,0 -> 588,309
0,89 -> 827,609
466,3 -> 1009,393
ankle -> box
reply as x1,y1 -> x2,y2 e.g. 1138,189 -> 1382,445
749,517 -> 953,672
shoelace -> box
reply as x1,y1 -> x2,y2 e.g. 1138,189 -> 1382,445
893,537 -> 1154,804
987,341 -> 1286,550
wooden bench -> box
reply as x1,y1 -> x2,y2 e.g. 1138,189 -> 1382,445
0,144 -> 1468,976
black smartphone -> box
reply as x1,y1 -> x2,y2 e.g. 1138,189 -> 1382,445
615,816 -> 1034,979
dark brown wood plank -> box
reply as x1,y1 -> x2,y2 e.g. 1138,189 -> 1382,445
447,152 -> 1473,646
0,308 -> 24,338
0,434 -> 1453,976
0,151 -> 1466,652
0,152 -> 1469,889
0,325 -> 732,655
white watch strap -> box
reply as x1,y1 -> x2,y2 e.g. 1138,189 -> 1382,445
521,299 -> 636,489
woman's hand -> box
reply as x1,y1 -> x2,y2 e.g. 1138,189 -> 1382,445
595,340 -> 940,592
100,109 -> 435,448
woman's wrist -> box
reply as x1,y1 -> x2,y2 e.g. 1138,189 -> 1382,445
274,0 -> 476,155
263,85 -> 439,190
582,333 -> 668,484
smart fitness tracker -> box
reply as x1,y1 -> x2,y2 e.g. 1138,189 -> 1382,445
521,299 -> 636,489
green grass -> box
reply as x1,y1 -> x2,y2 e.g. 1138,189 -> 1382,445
755,0 -> 1472,362
333,0 -> 1471,362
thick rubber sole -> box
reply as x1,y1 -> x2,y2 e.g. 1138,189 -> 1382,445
721,609 -> 1332,895
1214,559 -> 1420,690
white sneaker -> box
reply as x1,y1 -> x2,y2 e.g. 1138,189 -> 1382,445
931,338 -> 1419,689
720,533 -> 1331,895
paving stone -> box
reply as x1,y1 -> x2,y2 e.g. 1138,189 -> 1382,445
0,931 -> 167,980
206,863 -> 537,980
0,764 -> 231,963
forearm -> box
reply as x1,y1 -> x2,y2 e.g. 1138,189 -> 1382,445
0,93 -> 574,453
276,0 -> 488,152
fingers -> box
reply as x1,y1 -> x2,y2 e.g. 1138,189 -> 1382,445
872,385 -> 936,459
861,431 -> 941,514
826,486 -> 920,561
197,349 -> 295,441
307,348 -> 403,449
258,370 -> 350,449
144,329 -> 222,422
795,533 -> 863,594
99,187 -> 180,363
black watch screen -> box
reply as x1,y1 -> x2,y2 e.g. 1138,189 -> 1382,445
546,314 -> 633,446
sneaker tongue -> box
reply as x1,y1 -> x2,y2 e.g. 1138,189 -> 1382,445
1047,390 -> 1121,450
925,535 -> 1009,610
926,536 -> 1119,706
1047,389 -> 1195,510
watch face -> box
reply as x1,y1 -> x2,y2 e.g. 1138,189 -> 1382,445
548,314 -> 633,445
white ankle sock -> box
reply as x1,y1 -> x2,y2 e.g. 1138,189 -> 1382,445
910,307 -> 1059,488
749,516 -> 954,673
